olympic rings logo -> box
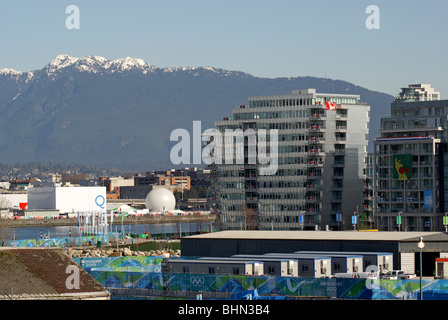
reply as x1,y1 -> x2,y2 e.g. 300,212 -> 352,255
190,276 -> 205,287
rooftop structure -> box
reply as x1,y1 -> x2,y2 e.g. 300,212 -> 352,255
145,187 -> 176,212
181,230 -> 448,276
395,84 -> 440,102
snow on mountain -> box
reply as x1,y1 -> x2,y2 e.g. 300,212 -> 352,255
0,68 -> 22,76
43,54 -> 156,76
1,54 -> 248,81
103,56 -> 156,73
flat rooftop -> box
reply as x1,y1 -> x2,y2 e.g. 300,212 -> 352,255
184,230 -> 448,242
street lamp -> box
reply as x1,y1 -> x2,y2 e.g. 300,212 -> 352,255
418,237 -> 425,300
161,252 -> 171,297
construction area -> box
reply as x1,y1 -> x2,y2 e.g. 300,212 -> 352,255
0,247 -> 110,299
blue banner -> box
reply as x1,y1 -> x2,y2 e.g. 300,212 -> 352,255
424,189 -> 433,209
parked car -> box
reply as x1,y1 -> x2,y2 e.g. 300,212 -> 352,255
382,270 -> 416,280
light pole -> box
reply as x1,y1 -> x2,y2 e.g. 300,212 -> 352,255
444,212 -> 448,233
161,252 -> 171,298
418,237 -> 425,300
397,211 -> 402,232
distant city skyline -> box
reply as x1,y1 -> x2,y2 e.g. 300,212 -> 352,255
0,0 -> 446,97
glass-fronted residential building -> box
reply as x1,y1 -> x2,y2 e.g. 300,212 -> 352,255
208,89 -> 370,231
373,84 -> 448,231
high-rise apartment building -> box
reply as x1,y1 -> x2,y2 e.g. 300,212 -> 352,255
209,89 -> 370,231
373,84 -> 447,231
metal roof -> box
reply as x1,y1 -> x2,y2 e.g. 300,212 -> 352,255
232,254 -> 328,261
184,230 -> 448,242
294,251 -> 393,256
264,253 -> 362,259
169,259 -> 259,265
198,256 -> 287,262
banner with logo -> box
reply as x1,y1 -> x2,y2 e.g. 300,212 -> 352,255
393,154 -> 412,180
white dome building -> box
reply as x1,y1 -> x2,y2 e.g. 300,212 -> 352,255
145,188 -> 176,212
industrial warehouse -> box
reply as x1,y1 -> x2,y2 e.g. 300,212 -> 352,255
180,230 -> 448,277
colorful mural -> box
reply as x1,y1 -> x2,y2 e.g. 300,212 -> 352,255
73,256 -> 163,272
6,235 -> 108,247
85,265 -> 448,300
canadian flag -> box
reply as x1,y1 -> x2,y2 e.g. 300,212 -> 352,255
325,101 -> 336,110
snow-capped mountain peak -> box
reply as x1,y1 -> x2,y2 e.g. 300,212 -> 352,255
1,54 -> 245,82
0,68 -> 22,76
44,54 -> 156,75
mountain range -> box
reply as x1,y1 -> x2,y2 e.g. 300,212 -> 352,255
0,54 -> 394,171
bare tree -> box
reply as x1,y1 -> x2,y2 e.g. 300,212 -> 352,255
243,204 -> 258,230
0,196 -> 13,245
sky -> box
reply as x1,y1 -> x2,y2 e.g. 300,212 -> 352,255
0,0 -> 447,97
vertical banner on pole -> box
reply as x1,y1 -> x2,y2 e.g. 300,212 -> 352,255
424,190 -> 433,209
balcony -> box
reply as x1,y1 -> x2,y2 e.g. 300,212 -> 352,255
246,197 -> 258,202
333,161 -> 345,167
306,184 -> 321,191
308,148 -> 325,156
244,185 -> 258,191
307,172 -> 322,179
335,126 -> 347,132
308,160 -> 324,167
310,125 -> 326,132
308,136 -> 325,145
332,184 -> 343,190
310,113 -> 326,120
306,196 -> 321,203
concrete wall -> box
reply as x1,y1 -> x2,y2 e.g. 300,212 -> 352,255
0,193 -> 27,208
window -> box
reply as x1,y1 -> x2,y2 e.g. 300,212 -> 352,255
353,259 -> 359,272
320,261 -> 327,274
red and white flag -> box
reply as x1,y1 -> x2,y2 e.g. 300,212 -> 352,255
325,101 -> 336,110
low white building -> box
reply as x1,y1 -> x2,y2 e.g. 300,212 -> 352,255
0,193 -> 27,209
27,186 -> 107,213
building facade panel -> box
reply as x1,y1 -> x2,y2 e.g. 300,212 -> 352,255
209,89 -> 370,231
373,84 -> 448,231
